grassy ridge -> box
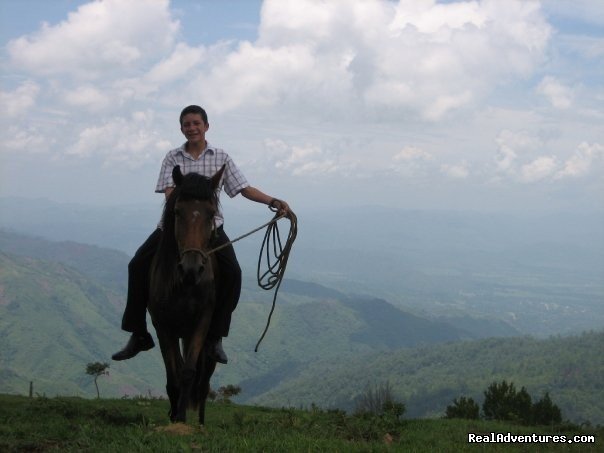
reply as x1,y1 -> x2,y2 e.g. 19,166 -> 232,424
0,394 -> 601,452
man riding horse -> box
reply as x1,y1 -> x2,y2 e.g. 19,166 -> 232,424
112,105 -> 291,364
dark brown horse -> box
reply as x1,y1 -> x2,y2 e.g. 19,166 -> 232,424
148,164 -> 224,425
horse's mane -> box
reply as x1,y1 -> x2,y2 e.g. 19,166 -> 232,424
152,172 -> 219,294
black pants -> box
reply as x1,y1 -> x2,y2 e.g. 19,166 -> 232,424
121,227 -> 242,338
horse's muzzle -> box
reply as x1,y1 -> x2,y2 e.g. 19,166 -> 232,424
178,249 -> 209,285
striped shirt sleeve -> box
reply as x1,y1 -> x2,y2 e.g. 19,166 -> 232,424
155,150 -> 178,193
222,154 -> 249,198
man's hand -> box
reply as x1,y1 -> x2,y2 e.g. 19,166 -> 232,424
270,198 -> 291,217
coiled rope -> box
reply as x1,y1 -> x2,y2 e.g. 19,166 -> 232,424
254,207 -> 297,351
207,204 -> 297,351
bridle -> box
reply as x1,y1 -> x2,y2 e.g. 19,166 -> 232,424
176,201 -> 217,263
179,247 -> 210,263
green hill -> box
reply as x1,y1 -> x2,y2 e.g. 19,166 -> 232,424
0,251 -> 166,398
0,231 -> 601,426
211,281 -> 519,401
0,247 -> 481,400
246,331 -> 604,425
0,230 -> 129,293
0,231 -> 511,398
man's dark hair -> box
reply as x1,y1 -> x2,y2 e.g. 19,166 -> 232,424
180,105 -> 208,125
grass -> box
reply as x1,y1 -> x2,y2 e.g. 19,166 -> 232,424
0,394 -> 601,452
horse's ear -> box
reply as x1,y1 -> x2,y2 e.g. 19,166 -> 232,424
210,164 -> 225,190
172,165 -> 183,186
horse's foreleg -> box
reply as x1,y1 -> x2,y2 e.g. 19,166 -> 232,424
177,313 -> 213,423
156,332 -> 183,422
198,351 -> 218,425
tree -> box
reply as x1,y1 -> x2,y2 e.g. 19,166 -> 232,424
532,392 -> 562,426
481,381 -> 564,426
354,381 -> 405,419
482,380 -> 532,424
514,387 -> 533,425
86,362 -> 109,399
217,384 -> 241,403
445,396 -> 479,420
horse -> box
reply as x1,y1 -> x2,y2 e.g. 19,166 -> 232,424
148,164 -> 225,425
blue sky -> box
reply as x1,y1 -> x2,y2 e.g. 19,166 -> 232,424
1,0 -> 602,213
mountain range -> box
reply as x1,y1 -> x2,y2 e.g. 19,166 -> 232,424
1,229 -> 602,424
2,197 -> 602,338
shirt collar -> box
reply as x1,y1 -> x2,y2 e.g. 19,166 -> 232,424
179,142 -> 216,160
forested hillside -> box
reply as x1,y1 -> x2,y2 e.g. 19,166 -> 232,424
0,241 -> 508,400
0,230 -> 602,426
0,231 -> 129,292
0,251 -> 166,398
246,331 -> 604,425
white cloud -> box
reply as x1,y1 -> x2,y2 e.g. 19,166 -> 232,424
495,129 -> 543,174
185,0 -> 553,120
145,42 -> 206,86
0,81 -> 40,118
198,42 -> 323,114
537,76 -> 573,109
67,111 -> 171,167
393,146 -> 433,162
256,138 -> 359,177
495,144 -> 518,173
520,156 -> 558,183
556,142 -> 604,178
391,145 -> 434,176
63,85 -> 111,111
112,42 -> 212,103
492,130 -> 603,185
391,1 -> 488,33
7,0 -> 179,79
273,142 -> 338,176
0,126 -> 47,153
441,163 -> 470,179
1,0 -> 601,210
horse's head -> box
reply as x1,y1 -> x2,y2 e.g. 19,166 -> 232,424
171,165 -> 225,286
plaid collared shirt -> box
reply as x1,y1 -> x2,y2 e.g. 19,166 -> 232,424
155,142 -> 249,227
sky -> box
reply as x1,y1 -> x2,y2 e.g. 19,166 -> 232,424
1,0 -> 603,213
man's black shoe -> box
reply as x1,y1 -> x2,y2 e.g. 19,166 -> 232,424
210,338 -> 228,364
112,332 -> 155,361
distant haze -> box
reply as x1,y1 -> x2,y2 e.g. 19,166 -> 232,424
1,197 -> 602,337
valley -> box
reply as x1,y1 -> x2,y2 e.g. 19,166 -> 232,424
0,200 -> 602,424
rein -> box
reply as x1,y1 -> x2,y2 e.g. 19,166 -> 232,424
205,207 -> 298,352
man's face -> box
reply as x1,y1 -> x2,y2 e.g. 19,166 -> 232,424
180,113 -> 209,144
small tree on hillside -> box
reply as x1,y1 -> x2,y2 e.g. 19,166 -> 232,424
86,362 -> 109,399
217,385 -> 241,403
532,392 -> 562,426
354,381 -> 405,419
515,387 -> 533,424
445,396 -> 480,420
482,380 -> 532,424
